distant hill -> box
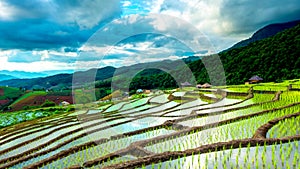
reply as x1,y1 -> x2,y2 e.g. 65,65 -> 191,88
126,21 -> 300,88
201,22 -> 300,84
1,20 -> 299,90
0,74 -> 16,81
0,66 -> 116,90
0,86 -> 23,100
229,20 -> 300,50
0,86 -> 23,109
0,70 -> 75,79
0,56 -> 199,90
0,70 -> 47,79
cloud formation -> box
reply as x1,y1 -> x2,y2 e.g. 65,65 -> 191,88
0,0 -> 121,51
0,0 -> 299,72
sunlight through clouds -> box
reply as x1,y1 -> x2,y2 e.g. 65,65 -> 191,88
0,0 -> 299,72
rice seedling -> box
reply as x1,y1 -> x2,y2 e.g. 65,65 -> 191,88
1,83 -> 299,169
268,115 -> 300,138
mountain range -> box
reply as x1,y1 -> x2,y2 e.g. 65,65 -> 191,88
229,20 -> 300,50
0,74 -> 16,81
0,58 -> 197,90
0,70 -> 75,80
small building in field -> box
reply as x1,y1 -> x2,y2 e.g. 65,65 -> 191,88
60,101 -> 70,106
181,81 -> 192,87
201,83 -> 212,88
249,75 -> 263,84
196,84 -> 202,88
136,89 -> 143,94
144,90 -> 151,94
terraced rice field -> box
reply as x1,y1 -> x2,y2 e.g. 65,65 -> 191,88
0,83 -> 299,169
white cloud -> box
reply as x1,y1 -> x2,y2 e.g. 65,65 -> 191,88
57,0 -> 121,29
72,13 -> 215,70
0,56 -> 75,72
84,14 -> 216,53
0,48 -> 82,73
143,0 -> 290,50
122,1 -> 132,7
2,0 -> 299,72
0,1 -> 16,20
146,0 -> 226,35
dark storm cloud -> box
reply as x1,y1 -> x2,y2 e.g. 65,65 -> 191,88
0,0 -> 121,50
219,0 -> 300,34
0,19 -> 93,50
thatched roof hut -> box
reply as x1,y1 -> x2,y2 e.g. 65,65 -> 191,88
249,75 -> 263,83
201,83 -> 212,88
181,81 -> 192,87
136,89 -> 143,93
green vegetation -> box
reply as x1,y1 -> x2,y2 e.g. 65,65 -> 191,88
0,87 -> 23,100
0,81 -> 299,169
95,23 -> 300,91
0,24 -> 299,92
0,106 -> 73,128
268,116 -> 300,138
10,91 -> 47,107
0,23 -> 299,169
0,87 -> 24,110
41,100 -> 56,108
218,23 -> 300,84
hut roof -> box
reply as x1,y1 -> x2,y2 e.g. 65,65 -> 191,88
203,83 -> 211,86
249,75 -> 263,81
136,89 -> 143,93
181,81 -> 192,86
202,83 -> 212,88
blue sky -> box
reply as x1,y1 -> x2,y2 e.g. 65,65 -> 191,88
0,0 -> 299,72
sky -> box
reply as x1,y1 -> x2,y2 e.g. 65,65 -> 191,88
0,0 -> 299,72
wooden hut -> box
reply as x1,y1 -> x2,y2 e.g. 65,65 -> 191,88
180,81 -> 192,87
136,89 -> 143,94
201,83 -> 212,88
249,75 -> 263,84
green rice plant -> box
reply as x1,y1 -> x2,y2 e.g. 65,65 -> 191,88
251,93 -> 274,103
267,115 -> 300,138
145,105 -> 300,153
280,91 -> 300,103
141,141 -> 299,169
3,83 -> 300,169
227,87 -> 250,93
253,85 -> 287,91
36,128 -> 172,169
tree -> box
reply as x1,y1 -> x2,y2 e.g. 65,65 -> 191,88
41,100 -> 56,107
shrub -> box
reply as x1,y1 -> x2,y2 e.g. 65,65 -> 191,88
41,100 -> 56,107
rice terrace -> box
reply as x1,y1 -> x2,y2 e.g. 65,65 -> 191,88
0,80 -> 299,169
0,0 -> 300,169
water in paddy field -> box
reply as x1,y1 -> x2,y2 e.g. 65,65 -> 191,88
143,141 -> 300,169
